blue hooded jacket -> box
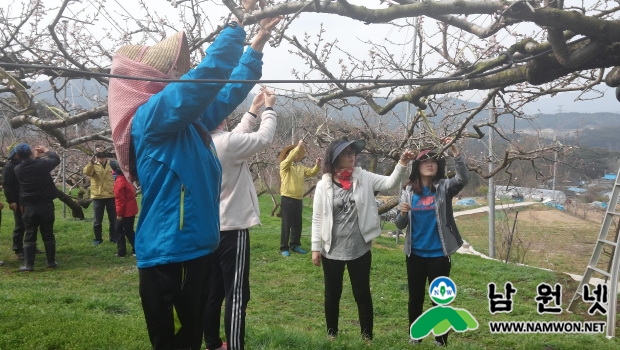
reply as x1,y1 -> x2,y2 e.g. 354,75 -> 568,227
131,25 -> 262,268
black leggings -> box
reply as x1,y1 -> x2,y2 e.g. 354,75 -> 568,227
321,250 -> 373,340
406,254 -> 451,345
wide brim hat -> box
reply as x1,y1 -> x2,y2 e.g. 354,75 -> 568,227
410,148 -> 446,179
415,149 -> 440,161
330,140 -> 366,165
115,31 -> 191,78
279,144 -> 306,163
109,31 -> 190,182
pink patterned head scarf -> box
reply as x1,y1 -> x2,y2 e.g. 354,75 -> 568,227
108,32 -> 190,182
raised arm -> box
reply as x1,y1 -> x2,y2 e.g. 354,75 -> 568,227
366,150 -> 415,192
201,16 -> 282,131
224,90 -> 277,159
230,90 -> 265,134
136,25 -> 247,138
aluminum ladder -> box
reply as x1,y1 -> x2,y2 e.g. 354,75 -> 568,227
567,167 -> 620,338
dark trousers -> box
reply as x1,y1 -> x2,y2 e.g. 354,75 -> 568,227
321,250 -> 373,340
139,254 -> 210,350
22,202 -> 55,247
12,206 -> 26,253
204,229 -> 250,350
280,196 -> 303,251
92,198 -> 116,242
406,254 -> 452,345
115,216 -> 135,257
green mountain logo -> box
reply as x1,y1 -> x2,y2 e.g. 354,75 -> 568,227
410,277 -> 479,340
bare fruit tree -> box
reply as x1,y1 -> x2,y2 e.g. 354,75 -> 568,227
1,0 -> 619,183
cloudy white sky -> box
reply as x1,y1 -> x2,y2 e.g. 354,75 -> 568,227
36,0 -> 620,114
144,1 -> 620,114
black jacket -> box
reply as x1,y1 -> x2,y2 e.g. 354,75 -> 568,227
2,158 -> 21,204
14,151 -> 61,205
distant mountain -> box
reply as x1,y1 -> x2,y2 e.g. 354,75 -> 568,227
20,79 -> 620,151
28,79 -> 108,110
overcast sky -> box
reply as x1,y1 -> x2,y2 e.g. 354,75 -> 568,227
49,1 -> 620,115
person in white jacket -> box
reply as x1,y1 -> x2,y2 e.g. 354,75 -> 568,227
311,139 -> 415,342
203,89 -> 277,350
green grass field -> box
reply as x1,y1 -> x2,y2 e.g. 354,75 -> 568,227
0,194 -> 618,349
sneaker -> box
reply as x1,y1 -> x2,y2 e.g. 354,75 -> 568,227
47,261 -> 58,268
19,265 -> 34,272
115,254 -> 127,258
409,339 -> 422,345
281,250 -> 291,257
434,340 -> 446,347
0,260 -> 4,266
93,240 -> 103,246
292,246 -> 307,254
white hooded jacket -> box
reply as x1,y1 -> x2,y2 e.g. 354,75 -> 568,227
311,162 -> 408,253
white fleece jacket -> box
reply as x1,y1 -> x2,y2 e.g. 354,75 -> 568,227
311,162 -> 408,253
212,109 -> 277,230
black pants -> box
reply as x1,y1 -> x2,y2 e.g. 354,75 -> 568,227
139,254 -> 210,350
204,229 -> 250,350
115,216 -> 135,257
280,196 -> 303,251
12,205 -> 26,253
92,198 -> 116,242
22,202 -> 55,247
321,250 -> 373,340
406,254 -> 452,345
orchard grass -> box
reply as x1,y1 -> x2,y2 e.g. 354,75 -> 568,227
0,194 -> 618,349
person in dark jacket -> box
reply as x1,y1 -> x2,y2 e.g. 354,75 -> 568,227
13,143 -> 61,272
394,137 -> 467,346
2,146 -> 26,260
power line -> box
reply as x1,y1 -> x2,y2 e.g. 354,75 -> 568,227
0,59 -> 513,85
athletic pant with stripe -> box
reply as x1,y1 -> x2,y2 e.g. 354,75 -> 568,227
204,229 -> 250,350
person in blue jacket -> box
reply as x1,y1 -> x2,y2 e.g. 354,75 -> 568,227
107,2 -> 281,348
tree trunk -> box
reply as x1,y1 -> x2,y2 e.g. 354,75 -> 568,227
56,189 -> 85,219
377,195 -> 399,215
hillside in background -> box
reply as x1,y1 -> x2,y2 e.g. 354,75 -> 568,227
26,79 -> 620,146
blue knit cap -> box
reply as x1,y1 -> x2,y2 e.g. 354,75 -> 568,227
15,143 -> 32,159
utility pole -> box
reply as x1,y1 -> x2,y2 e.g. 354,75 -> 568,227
488,97 -> 496,258
62,19 -> 68,219
399,11 -> 421,245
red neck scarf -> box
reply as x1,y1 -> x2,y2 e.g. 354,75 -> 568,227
335,168 -> 354,190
